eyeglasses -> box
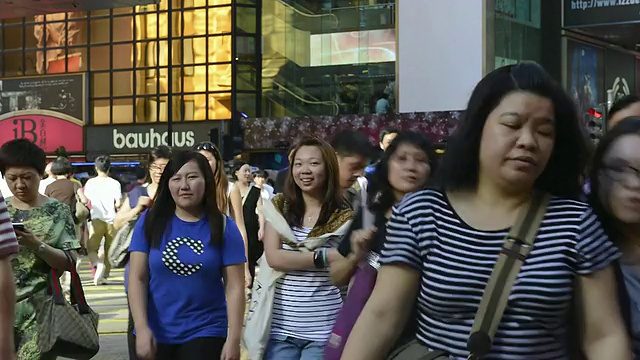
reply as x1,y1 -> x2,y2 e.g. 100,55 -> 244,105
149,164 -> 166,173
602,163 -> 640,188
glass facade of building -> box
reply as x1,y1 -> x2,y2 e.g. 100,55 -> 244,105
0,0 -> 260,125
494,0 -> 541,68
261,0 -> 396,118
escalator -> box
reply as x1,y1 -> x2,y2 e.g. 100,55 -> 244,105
276,0 -> 396,33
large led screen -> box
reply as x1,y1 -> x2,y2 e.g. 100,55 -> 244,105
309,29 -> 396,67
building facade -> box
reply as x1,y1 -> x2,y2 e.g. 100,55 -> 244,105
0,0 -> 260,157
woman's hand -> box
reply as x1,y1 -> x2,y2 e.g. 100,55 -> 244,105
245,266 -> 253,288
220,338 -> 241,360
14,228 -> 41,250
135,327 -> 156,360
136,196 -> 153,211
350,227 -> 377,260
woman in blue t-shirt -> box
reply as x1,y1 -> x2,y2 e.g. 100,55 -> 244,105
128,151 -> 247,360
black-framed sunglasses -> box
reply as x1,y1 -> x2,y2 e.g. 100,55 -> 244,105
602,162 -> 640,187
195,142 -> 221,157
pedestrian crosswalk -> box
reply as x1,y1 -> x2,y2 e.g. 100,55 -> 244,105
76,258 -> 129,335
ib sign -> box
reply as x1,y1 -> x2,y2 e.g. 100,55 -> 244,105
0,110 -> 84,153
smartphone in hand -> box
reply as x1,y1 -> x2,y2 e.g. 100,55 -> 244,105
12,223 -> 25,231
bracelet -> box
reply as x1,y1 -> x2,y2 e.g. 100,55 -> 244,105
313,249 -> 324,269
320,248 -> 328,268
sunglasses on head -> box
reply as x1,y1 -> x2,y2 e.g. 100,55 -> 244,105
195,142 -> 221,155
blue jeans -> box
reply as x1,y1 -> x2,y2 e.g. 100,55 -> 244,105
265,335 -> 325,360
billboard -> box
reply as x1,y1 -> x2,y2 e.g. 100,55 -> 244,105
309,29 -> 396,67
0,74 -> 86,153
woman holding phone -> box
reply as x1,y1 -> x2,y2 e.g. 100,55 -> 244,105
0,139 -> 80,360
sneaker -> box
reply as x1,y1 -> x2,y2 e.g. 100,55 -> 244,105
93,263 -> 106,286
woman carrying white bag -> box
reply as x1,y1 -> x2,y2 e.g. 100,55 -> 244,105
243,136 -> 353,360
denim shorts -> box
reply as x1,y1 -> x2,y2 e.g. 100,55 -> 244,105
264,334 -> 325,360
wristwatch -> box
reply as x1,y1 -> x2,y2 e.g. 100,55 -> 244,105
36,242 -> 46,253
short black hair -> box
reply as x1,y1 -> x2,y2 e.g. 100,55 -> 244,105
94,155 -> 111,173
331,130 -> 372,159
0,139 -> 46,176
253,169 -> 269,179
51,156 -> 72,176
149,145 -> 172,164
608,94 -> 640,124
379,128 -> 400,143
369,131 -> 435,212
435,62 -> 587,199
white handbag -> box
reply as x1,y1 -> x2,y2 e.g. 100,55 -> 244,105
242,200 -> 351,360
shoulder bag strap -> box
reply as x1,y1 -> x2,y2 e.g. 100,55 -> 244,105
467,191 -> 550,359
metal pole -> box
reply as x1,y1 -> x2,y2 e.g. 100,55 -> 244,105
167,0 -> 174,146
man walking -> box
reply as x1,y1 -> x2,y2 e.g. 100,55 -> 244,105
83,155 -> 122,285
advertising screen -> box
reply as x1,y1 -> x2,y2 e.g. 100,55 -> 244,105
309,29 -> 396,67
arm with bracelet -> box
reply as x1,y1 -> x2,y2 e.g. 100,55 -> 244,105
263,222 -> 339,272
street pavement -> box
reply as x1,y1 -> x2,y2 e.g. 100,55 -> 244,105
61,257 -> 250,360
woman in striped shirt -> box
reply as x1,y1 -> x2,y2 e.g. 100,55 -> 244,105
262,136 -> 352,360
342,63 -> 631,359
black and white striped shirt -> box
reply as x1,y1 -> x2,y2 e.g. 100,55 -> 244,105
271,227 -> 343,342
380,189 -> 620,360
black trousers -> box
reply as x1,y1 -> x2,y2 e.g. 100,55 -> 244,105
128,307 -> 225,360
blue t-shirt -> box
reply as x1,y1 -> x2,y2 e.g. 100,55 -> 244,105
129,212 -> 246,344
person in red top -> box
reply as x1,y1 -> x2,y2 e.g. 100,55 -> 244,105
0,189 -> 19,359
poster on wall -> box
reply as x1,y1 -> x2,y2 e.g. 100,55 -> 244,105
605,49 -> 636,105
0,74 -> 85,121
567,40 -> 604,133
0,74 -> 86,153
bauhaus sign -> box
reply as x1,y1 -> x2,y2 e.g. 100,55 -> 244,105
85,122 -> 219,154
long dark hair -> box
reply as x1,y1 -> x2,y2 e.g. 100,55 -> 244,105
195,141 -> 228,213
435,62 -> 587,199
144,151 -> 224,248
588,117 -> 640,245
368,131 -> 436,213
284,136 -> 345,227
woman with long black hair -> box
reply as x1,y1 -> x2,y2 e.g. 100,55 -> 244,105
128,151 -> 246,360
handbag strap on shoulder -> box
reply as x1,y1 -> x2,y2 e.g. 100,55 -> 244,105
467,191 -> 550,359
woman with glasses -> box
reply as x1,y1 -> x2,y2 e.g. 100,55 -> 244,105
196,142 -> 251,287
588,117 -> 640,357
113,145 -> 172,360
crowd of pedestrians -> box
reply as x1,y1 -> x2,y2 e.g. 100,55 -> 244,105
1,61 -> 640,359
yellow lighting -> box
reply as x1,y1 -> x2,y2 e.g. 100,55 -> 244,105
135,0 -> 232,121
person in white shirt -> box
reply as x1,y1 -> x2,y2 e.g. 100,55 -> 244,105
83,155 -> 122,285
37,161 -> 55,194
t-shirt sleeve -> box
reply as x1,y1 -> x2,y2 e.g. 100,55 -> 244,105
379,201 -> 422,271
129,211 -> 150,254
338,208 -> 363,257
575,207 -> 621,275
0,192 -> 18,258
222,216 -> 247,266
51,202 -> 81,251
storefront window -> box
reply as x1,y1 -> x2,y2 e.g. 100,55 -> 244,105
0,0 -> 258,125
260,0 -> 396,117
494,0 -> 542,68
